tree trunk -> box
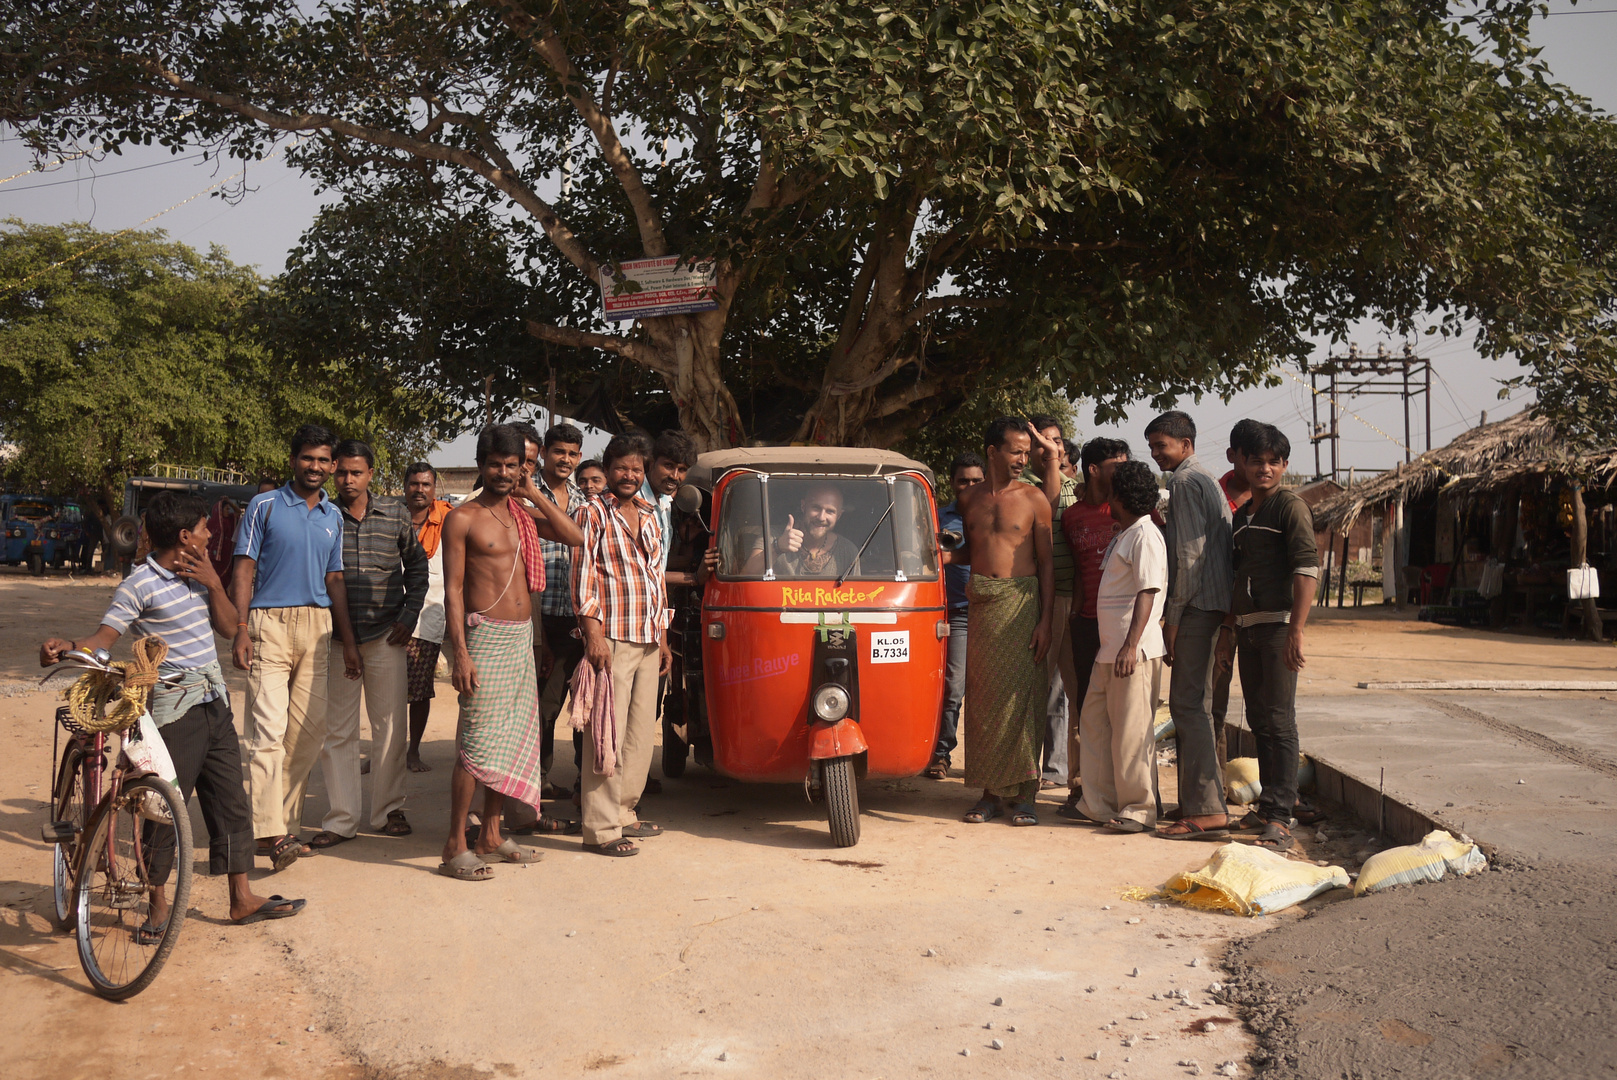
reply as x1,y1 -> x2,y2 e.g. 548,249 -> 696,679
640,309 -> 741,453
1569,481 -> 1604,642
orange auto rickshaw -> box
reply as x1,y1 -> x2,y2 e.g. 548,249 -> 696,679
664,448 -> 952,846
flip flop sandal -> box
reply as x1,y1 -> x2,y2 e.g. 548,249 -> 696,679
511,815 -> 578,835
923,759 -> 949,780
382,810 -> 412,837
234,895 -> 307,925
621,821 -> 663,838
586,838 -> 639,857
1233,811 -> 1266,832
133,918 -> 168,946
269,834 -> 309,871
1254,821 -> 1295,851
963,799 -> 1003,824
308,831 -> 355,850
1009,804 -> 1040,827
439,850 -> 495,880
1104,817 -> 1148,834
1155,819 -> 1232,841
479,838 -> 545,864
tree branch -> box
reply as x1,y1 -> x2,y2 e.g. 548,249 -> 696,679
904,295 -> 1009,328
124,60 -> 602,281
492,0 -> 669,257
523,319 -> 672,376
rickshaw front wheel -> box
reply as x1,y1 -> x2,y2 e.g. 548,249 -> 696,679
822,757 -> 861,847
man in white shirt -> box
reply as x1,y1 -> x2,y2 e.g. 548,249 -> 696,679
1075,460 -> 1169,833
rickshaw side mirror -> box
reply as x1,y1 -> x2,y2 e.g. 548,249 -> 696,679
937,528 -> 964,551
674,483 -> 703,515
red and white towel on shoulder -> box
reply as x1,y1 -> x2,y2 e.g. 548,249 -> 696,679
569,658 -> 618,777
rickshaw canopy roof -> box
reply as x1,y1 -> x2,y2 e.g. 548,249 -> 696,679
689,447 -> 935,492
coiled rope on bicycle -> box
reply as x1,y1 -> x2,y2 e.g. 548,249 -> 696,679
64,636 -> 168,734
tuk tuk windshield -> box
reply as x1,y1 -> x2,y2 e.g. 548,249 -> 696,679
715,473 -> 939,582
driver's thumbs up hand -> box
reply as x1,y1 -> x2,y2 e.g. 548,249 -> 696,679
779,514 -> 803,553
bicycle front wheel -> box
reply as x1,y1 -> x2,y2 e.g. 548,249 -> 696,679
50,746 -> 89,930
74,775 -> 192,999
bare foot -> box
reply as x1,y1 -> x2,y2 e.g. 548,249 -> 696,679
407,752 -> 432,773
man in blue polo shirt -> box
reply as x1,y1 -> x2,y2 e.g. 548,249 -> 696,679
925,453 -> 985,779
232,423 -> 363,871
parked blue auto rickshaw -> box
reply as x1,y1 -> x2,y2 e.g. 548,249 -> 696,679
2,494 -> 59,575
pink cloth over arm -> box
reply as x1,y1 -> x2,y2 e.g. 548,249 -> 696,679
569,658 -> 618,777
509,496 -> 546,594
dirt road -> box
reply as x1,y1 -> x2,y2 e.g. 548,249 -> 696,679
5,571 -> 1612,1079
0,572 -> 1264,1079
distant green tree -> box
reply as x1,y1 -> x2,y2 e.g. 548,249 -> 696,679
0,222 -> 448,515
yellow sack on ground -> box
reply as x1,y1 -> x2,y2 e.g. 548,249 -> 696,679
1153,703 -> 1175,742
1162,843 -> 1348,916
1225,757 -> 1262,804
1223,754 -> 1315,804
1353,830 -> 1487,896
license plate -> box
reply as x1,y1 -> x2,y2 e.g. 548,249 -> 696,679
869,630 -> 910,664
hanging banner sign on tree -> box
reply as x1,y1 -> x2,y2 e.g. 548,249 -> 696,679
599,256 -> 719,321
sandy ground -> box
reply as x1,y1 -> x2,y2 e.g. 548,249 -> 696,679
4,570 -> 1612,1079
0,571 -> 1265,1080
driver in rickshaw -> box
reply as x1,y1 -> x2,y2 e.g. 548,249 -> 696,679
741,482 -> 861,579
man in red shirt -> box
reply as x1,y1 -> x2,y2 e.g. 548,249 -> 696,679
1218,419 -> 1262,514
1057,437 -> 1133,818
1209,418 -> 1262,769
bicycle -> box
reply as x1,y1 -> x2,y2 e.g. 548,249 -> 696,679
41,644 -> 193,1000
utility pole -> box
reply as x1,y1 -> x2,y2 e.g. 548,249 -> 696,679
1312,341 -> 1432,483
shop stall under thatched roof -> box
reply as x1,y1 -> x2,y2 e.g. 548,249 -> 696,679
1311,410 -> 1617,532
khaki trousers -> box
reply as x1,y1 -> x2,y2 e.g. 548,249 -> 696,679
244,606 -> 332,839
580,640 -> 661,846
319,635 -> 409,836
1078,657 -> 1163,827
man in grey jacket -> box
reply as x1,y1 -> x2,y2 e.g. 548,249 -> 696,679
1145,411 -> 1234,839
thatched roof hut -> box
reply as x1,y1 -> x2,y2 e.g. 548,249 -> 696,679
1311,410 -> 1617,532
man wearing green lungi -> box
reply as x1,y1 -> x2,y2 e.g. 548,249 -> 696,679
943,418 -> 1055,826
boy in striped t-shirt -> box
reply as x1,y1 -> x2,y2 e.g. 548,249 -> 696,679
40,492 -> 305,928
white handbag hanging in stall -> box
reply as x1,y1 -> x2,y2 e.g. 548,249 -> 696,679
1567,564 -> 1601,601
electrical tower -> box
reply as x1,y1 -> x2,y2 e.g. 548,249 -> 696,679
1309,343 -> 1432,483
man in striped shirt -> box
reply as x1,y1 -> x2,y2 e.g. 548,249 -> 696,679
40,491 -> 304,927
572,432 -> 671,857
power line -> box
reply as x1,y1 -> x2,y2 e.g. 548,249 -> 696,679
0,138 -> 304,298
0,154 -> 205,193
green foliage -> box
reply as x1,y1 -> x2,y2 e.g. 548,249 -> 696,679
4,1 -> 1612,449
896,381 -> 1074,503
0,222 -> 442,508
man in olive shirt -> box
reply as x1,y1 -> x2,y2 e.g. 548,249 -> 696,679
1020,414 -> 1081,788
1216,423 -> 1318,853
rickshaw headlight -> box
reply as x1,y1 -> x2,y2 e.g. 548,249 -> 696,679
812,684 -> 851,722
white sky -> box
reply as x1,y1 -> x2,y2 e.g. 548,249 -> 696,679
2,2 -> 1609,469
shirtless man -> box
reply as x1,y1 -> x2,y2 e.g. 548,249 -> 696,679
436,424 -> 584,880
944,418 -> 1054,825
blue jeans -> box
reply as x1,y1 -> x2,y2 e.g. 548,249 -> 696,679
932,607 -> 970,760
